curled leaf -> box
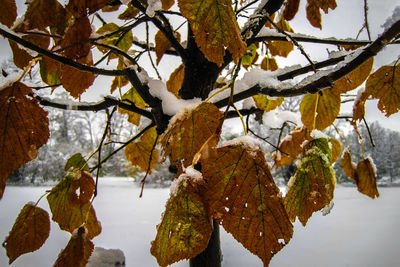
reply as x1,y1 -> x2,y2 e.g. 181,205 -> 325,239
356,158 -> 379,199
3,203 -> 50,264
284,137 -> 336,226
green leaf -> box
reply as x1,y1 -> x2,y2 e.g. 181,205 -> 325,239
64,153 -> 89,172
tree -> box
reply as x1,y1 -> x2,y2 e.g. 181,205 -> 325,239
0,0 -> 399,266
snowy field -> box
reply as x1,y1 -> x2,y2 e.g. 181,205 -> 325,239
1,177 -> 400,267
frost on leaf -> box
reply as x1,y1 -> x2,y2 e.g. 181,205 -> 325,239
178,0 -> 246,66
365,65 -> 400,117
272,127 -> 311,168
332,58 -> 373,94
125,126 -> 159,173
253,95 -> 284,112
118,87 -> 148,125
47,170 -> 101,239
300,88 -> 341,130
151,172 -> 212,267
284,137 -> 336,226
53,226 -> 94,267
356,158 -> 379,199
161,102 -> 223,168
0,82 -> 49,198
0,0 -> 17,27
3,203 -> 50,264
306,0 -> 337,29
166,65 -> 185,98
201,141 -> 293,266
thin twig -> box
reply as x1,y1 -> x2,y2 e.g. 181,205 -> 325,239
362,117 -> 375,147
364,0 -> 372,41
146,21 -> 162,80
139,134 -> 159,198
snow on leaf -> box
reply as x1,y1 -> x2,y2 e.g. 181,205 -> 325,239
178,0 -> 246,66
273,127 -> 311,168
0,0 -> 17,27
0,82 -> 49,198
365,65 -> 400,117
201,142 -> 293,266
155,30 -> 181,65
329,138 -> 342,163
118,87 -> 148,125
151,172 -> 212,267
58,16 -> 92,59
283,0 -> 300,21
53,226 -> 94,267
261,57 -> 278,71
59,52 -> 95,99
47,170 -> 101,239
300,88 -> 341,130
125,126 -> 159,173
355,158 -> 379,199
340,150 -> 357,181
3,203 -> 50,264
306,0 -> 337,29
284,137 -> 336,226
253,95 -> 284,112
166,64 -> 184,98
268,19 -> 294,58
160,102 -> 223,168
332,58 -> 374,94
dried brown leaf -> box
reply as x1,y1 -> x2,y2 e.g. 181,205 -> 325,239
282,0 -> 300,21
0,0 -> 17,27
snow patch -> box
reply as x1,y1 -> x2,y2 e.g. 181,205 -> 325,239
170,174 -> 187,197
262,110 -> 302,128
184,166 -> 203,184
242,97 -> 256,109
381,6 -> 400,31
221,135 -> 261,151
310,129 -> 329,140
87,247 -> 125,267
0,71 -> 22,91
146,0 -> 162,17
235,68 -> 293,93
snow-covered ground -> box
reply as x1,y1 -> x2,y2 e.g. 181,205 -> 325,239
1,177 -> 399,267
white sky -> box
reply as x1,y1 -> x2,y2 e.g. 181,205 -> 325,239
0,0 -> 399,131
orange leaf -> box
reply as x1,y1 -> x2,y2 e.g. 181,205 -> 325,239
59,52 -> 95,99
58,16 -> 92,59
306,0 -> 337,29
0,82 -> 49,198
340,150 -> 357,180
273,127 -> 312,168
329,138 -> 342,163
161,0 -> 175,10
0,0 -> 17,27
268,19 -> 294,58
284,137 -> 336,226
253,95 -> 284,112
352,88 -> 370,123
54,226 -> 94,267
161,102 -> 223,168
282,0 -> 300,21
20,0 -> 66,31
151,169 -> 212,267
300,88 -> 341,130
178,0 -> 246,66
332,58 -> 374,94
166,65 -> 184,98
201,138 -> 293,266
365,65 -> 400,117
47,170 -> 101,239
355,158 -> 379,199
3,203 -> 50,264
260,57 -> 278,71
155,30 -> 181,65
66,0 -> 111,17
125,127 -> 159,173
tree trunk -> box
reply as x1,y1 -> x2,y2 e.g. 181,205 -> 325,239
190,220 -> 222,267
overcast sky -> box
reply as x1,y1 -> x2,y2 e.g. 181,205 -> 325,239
0,0 -> 399,131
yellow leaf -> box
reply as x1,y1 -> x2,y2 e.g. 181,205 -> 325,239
96,23 -> 134,56
166,65 -> 184,98
300,88 -> 341,130
0,82 -> 49,198
352,88 -> 370,123
268,19 -> 294,58
155,30 -> 181,65
283,0 -> 300,21
3,203 -> 50,264
151,170 -> 212,267
59,52 -> 95,99
53,226 -> 94,267
332,58 -> 374,94
260,57 -> 278,71
118,87 -> 148,125
355,158 -> 379,199
306,0 -> 337,29
0,0 -> 17,27
161,102 -> 223,168
253,95 -> 284,112
365,65 -> 400,117
125,127 -> 159,173
284,137 -> 336,226
178,0 -> 246,66
340,150 -> 357,181
201,139 -> 293,266
329,138 -> 342,163
47,170 -> 101,239
272,127 -> 312,168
